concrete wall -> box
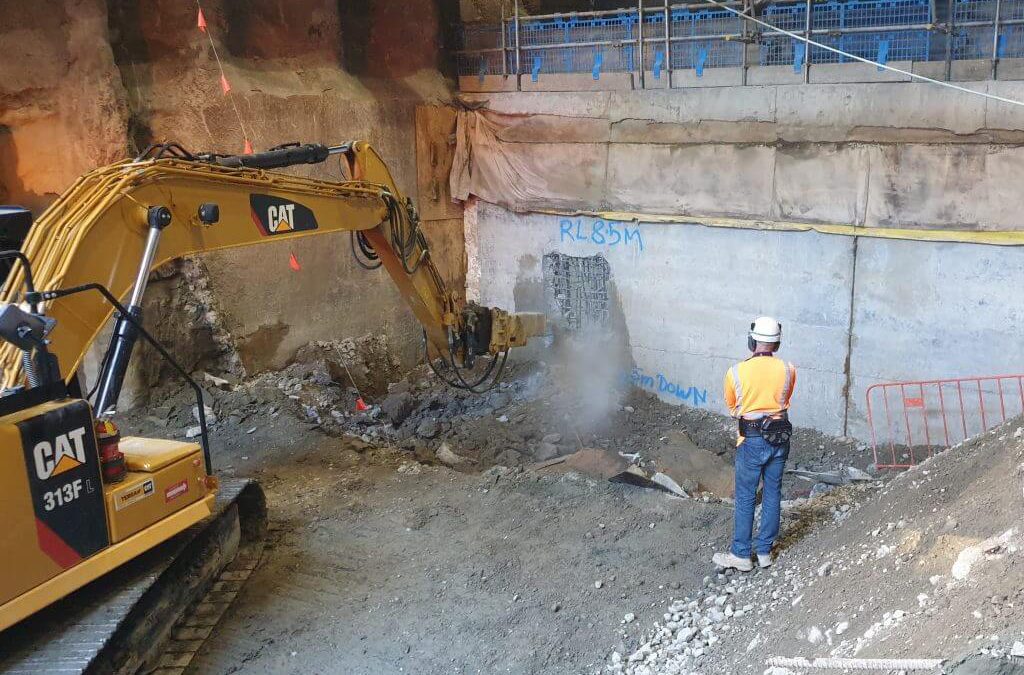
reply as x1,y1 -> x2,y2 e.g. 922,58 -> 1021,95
469,199 -> 1024,443
454,81 -> 1024,443
459,84 -> 1024,230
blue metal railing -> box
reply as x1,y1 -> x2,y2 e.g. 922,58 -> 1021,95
456,0 -> 1023,82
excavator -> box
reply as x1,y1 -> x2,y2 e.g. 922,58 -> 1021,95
0,141 -> 545,671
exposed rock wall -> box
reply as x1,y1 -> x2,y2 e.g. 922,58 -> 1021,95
0,0 -> 128,211
0,0 -> 460,406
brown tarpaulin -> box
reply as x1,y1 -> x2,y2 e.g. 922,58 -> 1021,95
450,108 -> 607,213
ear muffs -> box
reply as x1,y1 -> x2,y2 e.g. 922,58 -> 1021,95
747,335 -> 757,352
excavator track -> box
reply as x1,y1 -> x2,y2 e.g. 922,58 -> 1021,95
0,478 -> 266,675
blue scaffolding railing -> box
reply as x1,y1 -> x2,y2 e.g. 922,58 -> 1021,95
456,0 -> 1023,82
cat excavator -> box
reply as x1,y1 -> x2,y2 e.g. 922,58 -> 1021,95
0,141 -> 545,672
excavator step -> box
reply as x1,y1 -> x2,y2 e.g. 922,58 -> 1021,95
0,478 -> 266,675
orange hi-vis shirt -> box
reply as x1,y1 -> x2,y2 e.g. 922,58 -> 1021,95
723,354 -> 797,419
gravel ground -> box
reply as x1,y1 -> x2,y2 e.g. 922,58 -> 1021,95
174,435 -> 733,674
109,342 -> 943,675
614,417 -> 1024,675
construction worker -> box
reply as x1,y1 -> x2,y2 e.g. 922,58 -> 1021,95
712,316 -> 796,572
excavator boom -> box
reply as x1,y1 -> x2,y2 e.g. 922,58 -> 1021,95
0,141 -> 544,407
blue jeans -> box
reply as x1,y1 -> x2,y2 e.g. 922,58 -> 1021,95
731,435 -> 789,558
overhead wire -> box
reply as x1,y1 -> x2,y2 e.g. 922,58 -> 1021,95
195,0 -> 255,146
703,0 -> 1024,108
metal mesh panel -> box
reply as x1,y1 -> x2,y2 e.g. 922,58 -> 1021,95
643,13 -> 671,72
1001,24 -> 1024,56
458,0 -> 948,77
521,45 -> 637,73
759,0 -> 931,65
543,254 -> 611,332
846,0 -> 931,26
671,40 -> 745,67
843,29 -> 932,59
952,25 -> 997,58
456,51 -> 509,77
518,18 -> 572,46
1002,0 -> 1024,21
953,0 -> 996,22
671,7 -> 743,36
516,15 -> 638,73
812,34 -> 846,62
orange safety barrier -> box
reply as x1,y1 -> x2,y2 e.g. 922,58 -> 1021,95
866,374 -> 1024,469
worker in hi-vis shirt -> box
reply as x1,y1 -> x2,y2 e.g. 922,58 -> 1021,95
713,317 -> 796,572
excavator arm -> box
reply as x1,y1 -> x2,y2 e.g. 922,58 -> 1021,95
0,141 -> 544,413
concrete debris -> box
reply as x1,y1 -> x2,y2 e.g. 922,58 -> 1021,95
436,442 -> 470,467
185,425 -> 202,439
787,467 -> 875,486
397,461 -> 423,475
381,391 -> 415,426
192,404 -> 217,425
650,472 -> 690,499
203,371 -> 232,389
952,529 -> 1017,581
416,418 -> 441,439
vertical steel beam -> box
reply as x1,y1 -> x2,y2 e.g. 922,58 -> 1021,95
945,0 -> 955,80
992,0 -> 1003,78
741,0 -> 751,85
514,0 -> 522,90
501,1 -> 508,77
804,0 -> 814,83
638,0 -> 646,89
664,0 -> 672,87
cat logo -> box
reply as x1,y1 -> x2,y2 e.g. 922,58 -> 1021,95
266,203 -> 296,233
249,194 -> 318,236
33,427 -> 89,481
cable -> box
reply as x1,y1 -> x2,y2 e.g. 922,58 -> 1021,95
423,329 -> 509,393
195,0 -> 255,144
704,0 -> 1024,108
350,231 -> 382,270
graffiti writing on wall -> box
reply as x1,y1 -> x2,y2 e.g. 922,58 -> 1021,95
559,218 -> 645,253
626,367 -> 708,405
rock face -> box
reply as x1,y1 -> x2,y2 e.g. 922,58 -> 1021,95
0,1 -> 457,405
0,1 -> 128,212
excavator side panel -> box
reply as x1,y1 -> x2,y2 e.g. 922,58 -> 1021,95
0,400 -> 108,613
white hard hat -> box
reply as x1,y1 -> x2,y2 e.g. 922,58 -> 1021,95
749,316 -> 782,343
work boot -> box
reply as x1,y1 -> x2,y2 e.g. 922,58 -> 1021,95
757,553 -> 773,569
712,552 -> 753,572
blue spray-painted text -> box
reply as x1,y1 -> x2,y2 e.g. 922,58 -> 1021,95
559,218 -> 645,252
625,367 -> 707,405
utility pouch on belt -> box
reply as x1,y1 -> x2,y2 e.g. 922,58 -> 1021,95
759,414 -> 792,446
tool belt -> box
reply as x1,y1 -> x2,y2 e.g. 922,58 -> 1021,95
739,412 -> 792,446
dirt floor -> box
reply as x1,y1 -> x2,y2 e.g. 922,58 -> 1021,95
118,345 -> 1024,674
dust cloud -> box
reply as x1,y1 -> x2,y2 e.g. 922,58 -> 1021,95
546,326 -> 632,437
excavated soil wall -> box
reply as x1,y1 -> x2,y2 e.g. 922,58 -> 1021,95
0,0 -> 463,407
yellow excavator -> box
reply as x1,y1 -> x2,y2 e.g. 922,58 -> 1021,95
0,141 -> 544,669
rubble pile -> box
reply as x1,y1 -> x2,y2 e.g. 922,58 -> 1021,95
611,418 -> 1024,674
124,340 -> 873,502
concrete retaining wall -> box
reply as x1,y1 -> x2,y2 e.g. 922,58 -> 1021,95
459,84 -> 1024,231
470,200 -> 1024,442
